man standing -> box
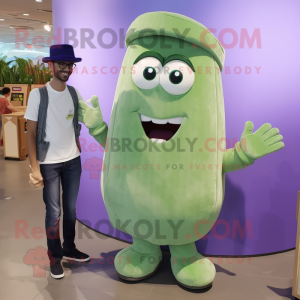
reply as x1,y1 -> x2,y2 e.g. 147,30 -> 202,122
25,44 -> 90,279
0,87 -> 20,146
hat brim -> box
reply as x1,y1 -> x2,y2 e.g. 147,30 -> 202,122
42,56 -> 82,63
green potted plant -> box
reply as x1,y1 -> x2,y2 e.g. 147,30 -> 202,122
0,54 -> 14,87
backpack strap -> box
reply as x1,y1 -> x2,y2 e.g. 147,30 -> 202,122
37,86 -> 49,143
36,86 -> 50,162
67,85 -> 81,139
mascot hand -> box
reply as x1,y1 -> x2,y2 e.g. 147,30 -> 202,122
78,95 -> 104,129
239,121 -> 284,159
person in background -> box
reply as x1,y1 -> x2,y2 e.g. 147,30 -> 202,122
0,87 -> 20,146
25,44 -> 90,280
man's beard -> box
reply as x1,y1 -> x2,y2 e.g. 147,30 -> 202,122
54,70 -> 71,82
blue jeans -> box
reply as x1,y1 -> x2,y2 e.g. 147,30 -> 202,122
40,156 -> 82,262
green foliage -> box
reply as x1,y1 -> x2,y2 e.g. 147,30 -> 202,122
0,54 -> 12,87
14,57 -> 31,84
26,58 -> 53,85
0,54 -> 8,62
0,54 -> 53,86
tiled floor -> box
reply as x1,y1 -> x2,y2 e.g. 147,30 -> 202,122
0,147 -> 296,299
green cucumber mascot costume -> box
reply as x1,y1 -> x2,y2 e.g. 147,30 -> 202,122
78,12 -> 284,289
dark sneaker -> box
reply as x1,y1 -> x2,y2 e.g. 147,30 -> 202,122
63,248 -> 90,262
50,259 -> 64,279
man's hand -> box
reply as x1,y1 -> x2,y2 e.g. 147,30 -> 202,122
78,96 -> 104,129
29,166 -> 44,188
239,121 -> 284,159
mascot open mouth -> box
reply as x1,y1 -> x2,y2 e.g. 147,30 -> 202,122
140,114 -> 183,143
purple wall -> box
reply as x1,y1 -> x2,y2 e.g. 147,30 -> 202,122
52,0 -> 300,256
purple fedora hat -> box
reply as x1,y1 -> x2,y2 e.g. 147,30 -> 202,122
42,44 -> 82,63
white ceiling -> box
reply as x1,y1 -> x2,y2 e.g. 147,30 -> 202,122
0,0 -> 53,44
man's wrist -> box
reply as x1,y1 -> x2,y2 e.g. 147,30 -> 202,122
30,164 -> 40,173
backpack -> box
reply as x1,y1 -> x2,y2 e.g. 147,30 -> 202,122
36,85 -> 81,162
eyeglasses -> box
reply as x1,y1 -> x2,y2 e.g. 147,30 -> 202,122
55,62 -> 76,70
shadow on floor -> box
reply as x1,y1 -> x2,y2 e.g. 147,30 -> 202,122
0,188 -> 5,200
215,264 -> 236,276
267,286 -> 293,299
62,249 -> 237,293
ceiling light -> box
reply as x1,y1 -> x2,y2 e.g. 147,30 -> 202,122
36,0 -> 43,2
44,24 -> 51,31
0,19 -> 4,21
37,9 -> 52,12
10,25 -> 33,30
23,14 -> 29,16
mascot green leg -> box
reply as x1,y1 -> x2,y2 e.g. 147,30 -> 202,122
169,242 -> 216,289
115,236 -> 162,281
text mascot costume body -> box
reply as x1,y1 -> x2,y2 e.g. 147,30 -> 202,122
78,12 -> 284,289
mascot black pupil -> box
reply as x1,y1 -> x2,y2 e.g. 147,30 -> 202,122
143,67 -> 156,80
170,70 -> 183,84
